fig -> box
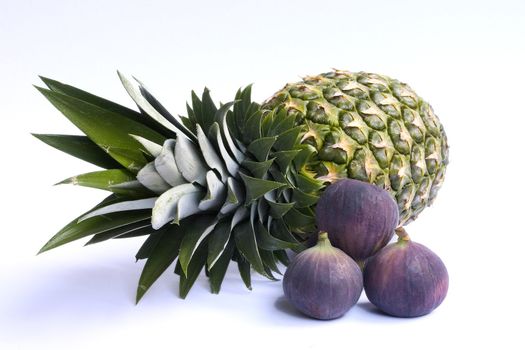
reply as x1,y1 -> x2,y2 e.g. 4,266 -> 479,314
363,230 -> 449,317
315,179 -> 399,263
282,232 -> 363,320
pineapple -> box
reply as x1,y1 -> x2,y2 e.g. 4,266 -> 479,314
33,70 -> 448,301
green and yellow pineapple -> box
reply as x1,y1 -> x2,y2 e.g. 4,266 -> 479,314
34,69 -> 448,301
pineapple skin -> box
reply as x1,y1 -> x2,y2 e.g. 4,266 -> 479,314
262,70 -> 449,226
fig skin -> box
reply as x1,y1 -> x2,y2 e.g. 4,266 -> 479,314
283,232 -> 363,320
315,179 -> 399,263
363,237 -> 449,317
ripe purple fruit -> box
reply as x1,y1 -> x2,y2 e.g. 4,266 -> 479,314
316,179 -> 399,263
283,232 -> 363,320
363,231 -> 449,317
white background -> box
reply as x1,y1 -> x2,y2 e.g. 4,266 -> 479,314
1,0 -> 524,349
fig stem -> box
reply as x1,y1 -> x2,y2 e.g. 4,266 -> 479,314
316,231 -> 333,248
395,227 -> 411,241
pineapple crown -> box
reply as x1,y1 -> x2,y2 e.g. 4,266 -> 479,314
33,72 -> 321,301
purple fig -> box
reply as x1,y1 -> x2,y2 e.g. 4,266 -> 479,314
315,179 -> 399,263
283,232 -> 363,320
363,233 -> 449,317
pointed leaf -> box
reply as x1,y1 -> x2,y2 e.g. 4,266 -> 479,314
265,197 -> 295,218
236,253 -> 252,290
207,221 -> 232,268
209,123 -> 239,177
254,220 -> 300,251
295,172 -> 324,192
179,240 -> 208,299
242,158 -> 274,179
39,76 -> 152,128
136,79 -> 196,141
86,220 -> 152,245
274,126 -> 303,151
233,221 -> 266,276
131,135 -> 163,157
79,197 -> 157,222
105,147 -> 148,173
118,72 -> 188,139
247,136 -> 276,162
58,169 -> 137,194
259,249 -> 282,276
292,188 -> 319,208
273,149 -> 301,172
244,110 -> 262,141
208,239 -> 235,294
136,224 -> 184,302
39,210 -> 152,254
217,102 -> 245,163
283,207 -> 316,233
240,173 -> 286,204
135,229 -> 167,261
274,249 -> 290,266
36,87 -> 166,166
32,134 -> 121,169
196,124 -> 228,181
178,215 -> 218,276
201,88 -> 218,133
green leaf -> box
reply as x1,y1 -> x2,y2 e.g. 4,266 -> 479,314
254,220 -> 300,251
178,215 -> 218,276
274,250 -> 290,266
272,149 -> 301,172
39,210 -> 152,254
39,76 -> 144,123
36,87 -> 166,168
295,172 -> 324,192
207,221 -> 232,268
179,240 -> 208,299
201,88 -> 218,133
240,173 -> 286,204
265,198 -> 295,218
135,229 -> 167,261
118,73 -> 191,140
233,221 -> 266,276
32,134 -> 121,169
261,110 -> 274,136
136,224 -> 184,303
236,253 -> 252,290
293,144 -> 318,170
209,122 -> 240,177
85,220 -> 152,245
242,158 -> 274,179
217,103 -> 245,163
271,218 -> 302,245
191,91 -> 204,126
247,136 -> 276,162
283,207 -> 316,234
208,239 -> 235,294
259,249 -> 281,277
244,110 -> 262,141
274,126 -> 303,151
292,188 -> 320,208
196,124 -> 228,181
269,112 -> 295,137
106,147 -> 148,172
57,169 -> 137,194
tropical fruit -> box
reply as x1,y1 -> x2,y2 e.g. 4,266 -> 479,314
33,70 -> 448,300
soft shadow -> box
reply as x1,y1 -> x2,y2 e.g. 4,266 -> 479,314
274,296 -> 312,320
